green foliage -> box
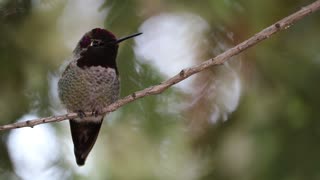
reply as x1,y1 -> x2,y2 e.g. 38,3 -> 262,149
1,0 -> 320,179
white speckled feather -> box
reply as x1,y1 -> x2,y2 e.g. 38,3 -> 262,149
58,60 -> 120,122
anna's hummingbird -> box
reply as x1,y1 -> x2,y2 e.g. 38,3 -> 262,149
58,28 -> 142,166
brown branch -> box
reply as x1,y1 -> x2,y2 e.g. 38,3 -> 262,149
1,0 -> 320,131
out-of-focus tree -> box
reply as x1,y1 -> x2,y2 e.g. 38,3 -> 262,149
0,0 -> 320,180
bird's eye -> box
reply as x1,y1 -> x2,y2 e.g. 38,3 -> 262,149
91,40 -> 105,47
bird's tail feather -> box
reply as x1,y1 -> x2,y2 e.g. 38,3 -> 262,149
69,119 -> 103,166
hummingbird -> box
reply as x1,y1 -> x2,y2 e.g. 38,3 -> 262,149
58,28 -> 142,166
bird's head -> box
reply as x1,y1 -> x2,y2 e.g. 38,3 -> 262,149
74,28 -> 142,70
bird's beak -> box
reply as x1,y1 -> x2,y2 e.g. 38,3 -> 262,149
116,32 -> 142,44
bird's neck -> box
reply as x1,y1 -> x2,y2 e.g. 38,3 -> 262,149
76,47 -> 118,74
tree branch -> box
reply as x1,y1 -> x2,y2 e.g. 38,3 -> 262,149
1,0 -> 320,131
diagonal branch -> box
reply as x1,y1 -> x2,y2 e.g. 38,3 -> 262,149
1,0 -> 320,131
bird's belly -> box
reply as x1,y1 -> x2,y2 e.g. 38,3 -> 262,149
58,66 -> 120,115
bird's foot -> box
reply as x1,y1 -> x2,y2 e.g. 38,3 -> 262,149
91,110 -> 100,117
77,110 -> 86,119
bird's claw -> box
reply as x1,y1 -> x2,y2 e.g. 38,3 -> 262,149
77,110 -> 86,119
91,110 -> 99,117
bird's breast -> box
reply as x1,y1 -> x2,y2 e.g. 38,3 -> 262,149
58,64 -> 120,114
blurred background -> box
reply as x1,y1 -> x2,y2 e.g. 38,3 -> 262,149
0,0 -> 320,179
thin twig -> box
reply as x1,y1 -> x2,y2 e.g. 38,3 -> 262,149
1,0 -> 320,131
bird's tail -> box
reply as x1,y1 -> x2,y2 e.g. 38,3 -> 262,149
69,119 -> 103,166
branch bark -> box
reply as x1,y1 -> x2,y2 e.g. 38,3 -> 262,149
1,0 -> 320,131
